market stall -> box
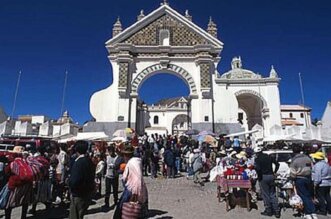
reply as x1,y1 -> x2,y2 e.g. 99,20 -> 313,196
216,175 -> 252,211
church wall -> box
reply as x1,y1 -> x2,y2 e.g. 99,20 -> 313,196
264,84 -> 282,132
212,78 -> 282,135
213,82 -> 239,124
90,62 -> 121,122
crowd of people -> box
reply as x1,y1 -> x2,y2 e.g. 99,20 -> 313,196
0,132 -> 329,219
0,139 -> 148,219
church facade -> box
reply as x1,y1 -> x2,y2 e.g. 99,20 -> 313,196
85,2 -> 282,137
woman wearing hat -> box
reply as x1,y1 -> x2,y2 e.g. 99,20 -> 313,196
113,144 -> 148,219
311,152 -> 331,216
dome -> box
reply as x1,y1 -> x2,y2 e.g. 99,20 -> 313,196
220,57 -> 262,79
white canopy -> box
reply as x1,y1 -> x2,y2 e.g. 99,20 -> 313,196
225,129 -> 259,138
57,132 -> 109,143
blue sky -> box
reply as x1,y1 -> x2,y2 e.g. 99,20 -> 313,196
0,0 -> 330,124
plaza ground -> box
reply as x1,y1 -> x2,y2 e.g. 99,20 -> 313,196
3,176 -> 329,219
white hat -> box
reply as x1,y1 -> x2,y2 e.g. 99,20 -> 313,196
193,148 -> 201,153
236,151 -> 247,160
229,151 -> 237,157
254,147 -> 262,153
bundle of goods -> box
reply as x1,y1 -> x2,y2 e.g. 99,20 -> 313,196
223,165 -> 249,180
8,156 -> 49,190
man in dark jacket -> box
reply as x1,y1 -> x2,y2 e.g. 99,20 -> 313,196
163,145 -> 175,178
69,141 -> 95,219
254,146 -> 280,218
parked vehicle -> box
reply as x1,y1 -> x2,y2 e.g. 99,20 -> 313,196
0,136 -> 55,151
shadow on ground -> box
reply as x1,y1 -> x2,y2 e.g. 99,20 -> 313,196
147,209 -> 171,218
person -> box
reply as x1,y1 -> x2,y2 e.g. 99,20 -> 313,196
209,147 -> 217,167
69,141 -> 95,219
28,145 -> 51,215
254,146 -> 281,218
163,145 -> 175,178
173,145 -> 181,175
225,137 -> 231,150
150,149 -> 159,179
113,144 -> 148,219
290,144 -> 317,219
142,143 -> 152,176
311,152 -> 331,216
232,136 -> 241,153
94,153 -> 105,198
192,148 -> 204,186
217,134 -> 225,151
103,145 -> 119,208
55,143 -> 68,204
4,146 -> 34,219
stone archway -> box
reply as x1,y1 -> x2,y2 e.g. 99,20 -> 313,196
131,63 -> 198,95
172,114 -> 188,135
234,90 -> 267,108
235,90 -> 269,130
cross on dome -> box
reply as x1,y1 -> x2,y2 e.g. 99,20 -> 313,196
161,0 -> 169,6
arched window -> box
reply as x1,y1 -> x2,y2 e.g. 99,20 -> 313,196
154,116 -> 159,124
159,29 -> 170,46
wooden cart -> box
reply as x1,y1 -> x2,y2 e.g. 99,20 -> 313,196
217,176 -> 252,211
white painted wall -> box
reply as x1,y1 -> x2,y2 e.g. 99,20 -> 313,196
281,110 -> 311,129
321,101 -> 331,128
31,116 -> 49,124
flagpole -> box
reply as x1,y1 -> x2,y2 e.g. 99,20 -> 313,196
60,70 -> 68,116
298,72 -> 309,128
11,70 -> 22,119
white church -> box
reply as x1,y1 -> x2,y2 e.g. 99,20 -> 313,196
85,1 -> 283,137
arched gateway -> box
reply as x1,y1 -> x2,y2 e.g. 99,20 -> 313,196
87,1 -> 282,136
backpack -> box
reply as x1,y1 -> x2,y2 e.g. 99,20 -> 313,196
26,156 -> 49,181
10,158 -> 34,182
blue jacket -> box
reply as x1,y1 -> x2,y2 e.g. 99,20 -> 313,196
312,160 -> 331,187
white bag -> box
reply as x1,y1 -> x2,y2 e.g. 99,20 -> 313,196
209,166 -> 223,182
289,186 -> 304,210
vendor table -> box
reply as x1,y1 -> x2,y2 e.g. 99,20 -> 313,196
216,176 -> 252,211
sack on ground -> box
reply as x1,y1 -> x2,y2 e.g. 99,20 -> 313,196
289,194 -> 303,210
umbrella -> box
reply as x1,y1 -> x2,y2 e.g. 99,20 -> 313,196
184,129 -> 199,135
198,130 -> 216,136
113,129 -> 126,138
198,135 -> 217,146
111,136 -> 126,142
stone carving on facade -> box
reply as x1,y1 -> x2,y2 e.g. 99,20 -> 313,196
119,62 -> 129,88
131,63 -> 197,94
207,17 -> 218,38
123,14 -> 209,46
269,65 -> 278,78
137,10 -> 145,21
112,17 -> 123,37
200,63 -> 211,89
185,10 -> 192,21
